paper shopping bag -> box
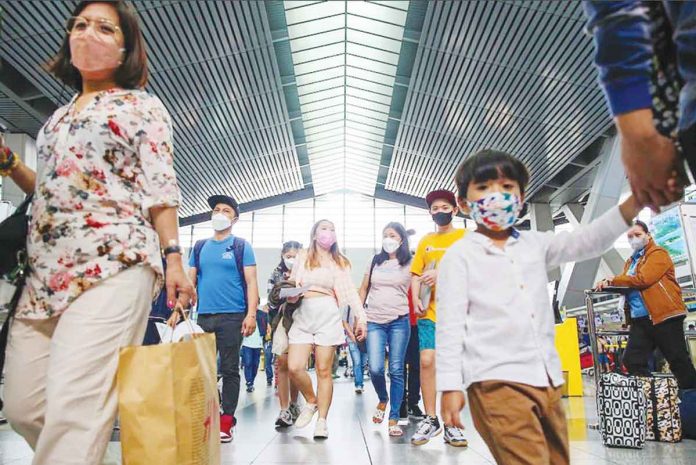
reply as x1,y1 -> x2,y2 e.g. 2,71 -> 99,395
117,332 -> 221,465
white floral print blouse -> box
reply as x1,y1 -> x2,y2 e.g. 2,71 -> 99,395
16,88 -> 181,319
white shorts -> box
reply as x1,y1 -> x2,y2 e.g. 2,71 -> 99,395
288,296 -> 344,347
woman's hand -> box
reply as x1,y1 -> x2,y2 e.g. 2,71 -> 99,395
420,269 -> 438,287
286,293 -> 302,304
165,257 -> 196,310
354,321 -> 367,342
595,278 -> 612,291
414,300 -> 426,317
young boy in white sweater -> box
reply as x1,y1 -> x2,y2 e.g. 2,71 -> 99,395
436,149 -> 643,465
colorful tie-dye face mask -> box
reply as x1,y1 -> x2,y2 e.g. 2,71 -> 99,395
467,192 -> 522,231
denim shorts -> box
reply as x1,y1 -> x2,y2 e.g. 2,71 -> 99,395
417,319 -> 436,351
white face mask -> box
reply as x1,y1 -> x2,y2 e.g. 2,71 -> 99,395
211,213 -> 232,232
283,257 -> 295,270
382,237 -> 400,254
629,236 -> 647,252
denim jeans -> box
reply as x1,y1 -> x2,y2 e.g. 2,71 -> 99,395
198,313 -> 244,416
264,341 -> 274,383
367,315 -> 411,420
241,346 -> 261,387
348,340 -> 368,387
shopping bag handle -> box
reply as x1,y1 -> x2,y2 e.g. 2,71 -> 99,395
167,304 -> 197,343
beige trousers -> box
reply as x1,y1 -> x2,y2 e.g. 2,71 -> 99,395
468,380 -> 570,465
4,266 -> 156,465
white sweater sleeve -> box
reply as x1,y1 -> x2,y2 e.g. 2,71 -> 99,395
544,206 -> 629,269
436,245 -> 468,392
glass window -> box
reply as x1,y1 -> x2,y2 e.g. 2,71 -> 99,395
287,15 -> 344,39
370,1 -> 410,11
297,76 -> 344,96
346,115 -> 388,131
347,29 -> 402,54
290,29 -> 345,52
346,14 -> 404,40
303,113 -> 343,130
346,54 -> 396,77
295,66 -> 344,86
346,3 -> 407,27
302,94 -> 344,113
298,86 -> 344,105
346,86 -> 392,106
294,54 -> 345,76
285,1 -> 345,25
304,120 -> 343,136
346,76 -> 393,97
302,104 -> 344,121
346,66 -> 396,87
346,42 -> 399,66
347,104 -> 390,121
293,42 -> 345,65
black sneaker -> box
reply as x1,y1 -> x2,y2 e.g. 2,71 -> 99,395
411,416 -> 442,446
246,385 -> 254,393
408,405 -> 425,420
267,379 -> 273,387
275,409 -> 293,428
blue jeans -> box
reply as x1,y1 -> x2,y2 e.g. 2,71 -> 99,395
367,315 -> 411,420
264,341 -> 274,383
348,340 -> 368,388
241,346 -> 261,387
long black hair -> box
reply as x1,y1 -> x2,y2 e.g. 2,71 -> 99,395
277,240 -> 302,273
375,222 -> 411,267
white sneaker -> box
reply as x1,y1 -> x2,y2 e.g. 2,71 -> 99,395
443,425 -> 468,448
295,403 -> 318,428
411,416 -> 442,446
314,418 -> 329,439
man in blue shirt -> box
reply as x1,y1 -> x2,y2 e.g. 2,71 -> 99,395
188,195 -> 259,443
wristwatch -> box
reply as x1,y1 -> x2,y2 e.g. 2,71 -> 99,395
162,239 -> 182,257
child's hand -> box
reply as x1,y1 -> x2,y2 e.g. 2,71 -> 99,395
286,293 -> 302,304
414,300 -> 425,317
421,269 -> 438,287
441,391 -> 465,428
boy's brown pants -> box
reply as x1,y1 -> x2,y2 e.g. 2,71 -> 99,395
467,380 -> 570,465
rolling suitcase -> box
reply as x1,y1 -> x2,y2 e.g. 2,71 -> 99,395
597,373 -> 647,448
637,376 -> 682,442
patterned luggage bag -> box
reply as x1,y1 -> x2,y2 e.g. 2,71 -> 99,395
597,373 -> 647,448
637,376 -> 682,442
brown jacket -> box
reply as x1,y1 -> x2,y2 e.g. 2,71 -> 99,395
610,238 -> 686,325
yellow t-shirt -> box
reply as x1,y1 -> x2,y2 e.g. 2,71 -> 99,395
410,228 -> 466,322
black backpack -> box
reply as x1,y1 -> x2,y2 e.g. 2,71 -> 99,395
192,236 -> 249,312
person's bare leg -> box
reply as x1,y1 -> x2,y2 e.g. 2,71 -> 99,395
290,379 -> 300,404
420,349 -> 437,417
314,345 -> 336,419
288,344 -> 316,404
277,354 -> 291,410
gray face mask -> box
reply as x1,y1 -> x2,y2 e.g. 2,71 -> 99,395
629,236 -> 647,252
211,213 -> 232,231
283,257 -> 295,270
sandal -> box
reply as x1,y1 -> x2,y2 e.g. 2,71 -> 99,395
372,404 -> 387,424
389,423 -> 403,437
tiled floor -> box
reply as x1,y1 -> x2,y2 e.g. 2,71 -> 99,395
0,374 -> 694,464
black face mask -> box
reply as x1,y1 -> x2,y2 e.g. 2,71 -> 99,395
432,211 -> 453,226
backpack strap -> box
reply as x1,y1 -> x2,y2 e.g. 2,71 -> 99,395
232,237 -> 249,313
192,239 -> 208,279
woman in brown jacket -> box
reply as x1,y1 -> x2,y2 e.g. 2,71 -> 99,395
596,220 -> 696,389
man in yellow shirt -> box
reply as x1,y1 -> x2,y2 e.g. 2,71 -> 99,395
410,190 -> 467,447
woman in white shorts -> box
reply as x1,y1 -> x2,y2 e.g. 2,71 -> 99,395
266,241 -> 302,427
287,220 -> 367,439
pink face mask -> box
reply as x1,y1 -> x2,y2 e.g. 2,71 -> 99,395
316,230 -> 337,250
69,30 -> 125,73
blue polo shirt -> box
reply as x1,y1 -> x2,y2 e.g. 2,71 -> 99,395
627,248 -> 649,319
189,235 -> 256,314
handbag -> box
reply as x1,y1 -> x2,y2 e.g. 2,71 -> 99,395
0,194 -> 32,410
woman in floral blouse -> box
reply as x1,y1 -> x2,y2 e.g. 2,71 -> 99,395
0,2 -> 193,464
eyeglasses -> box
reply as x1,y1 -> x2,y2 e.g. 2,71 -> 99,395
66,16 -> 121,37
